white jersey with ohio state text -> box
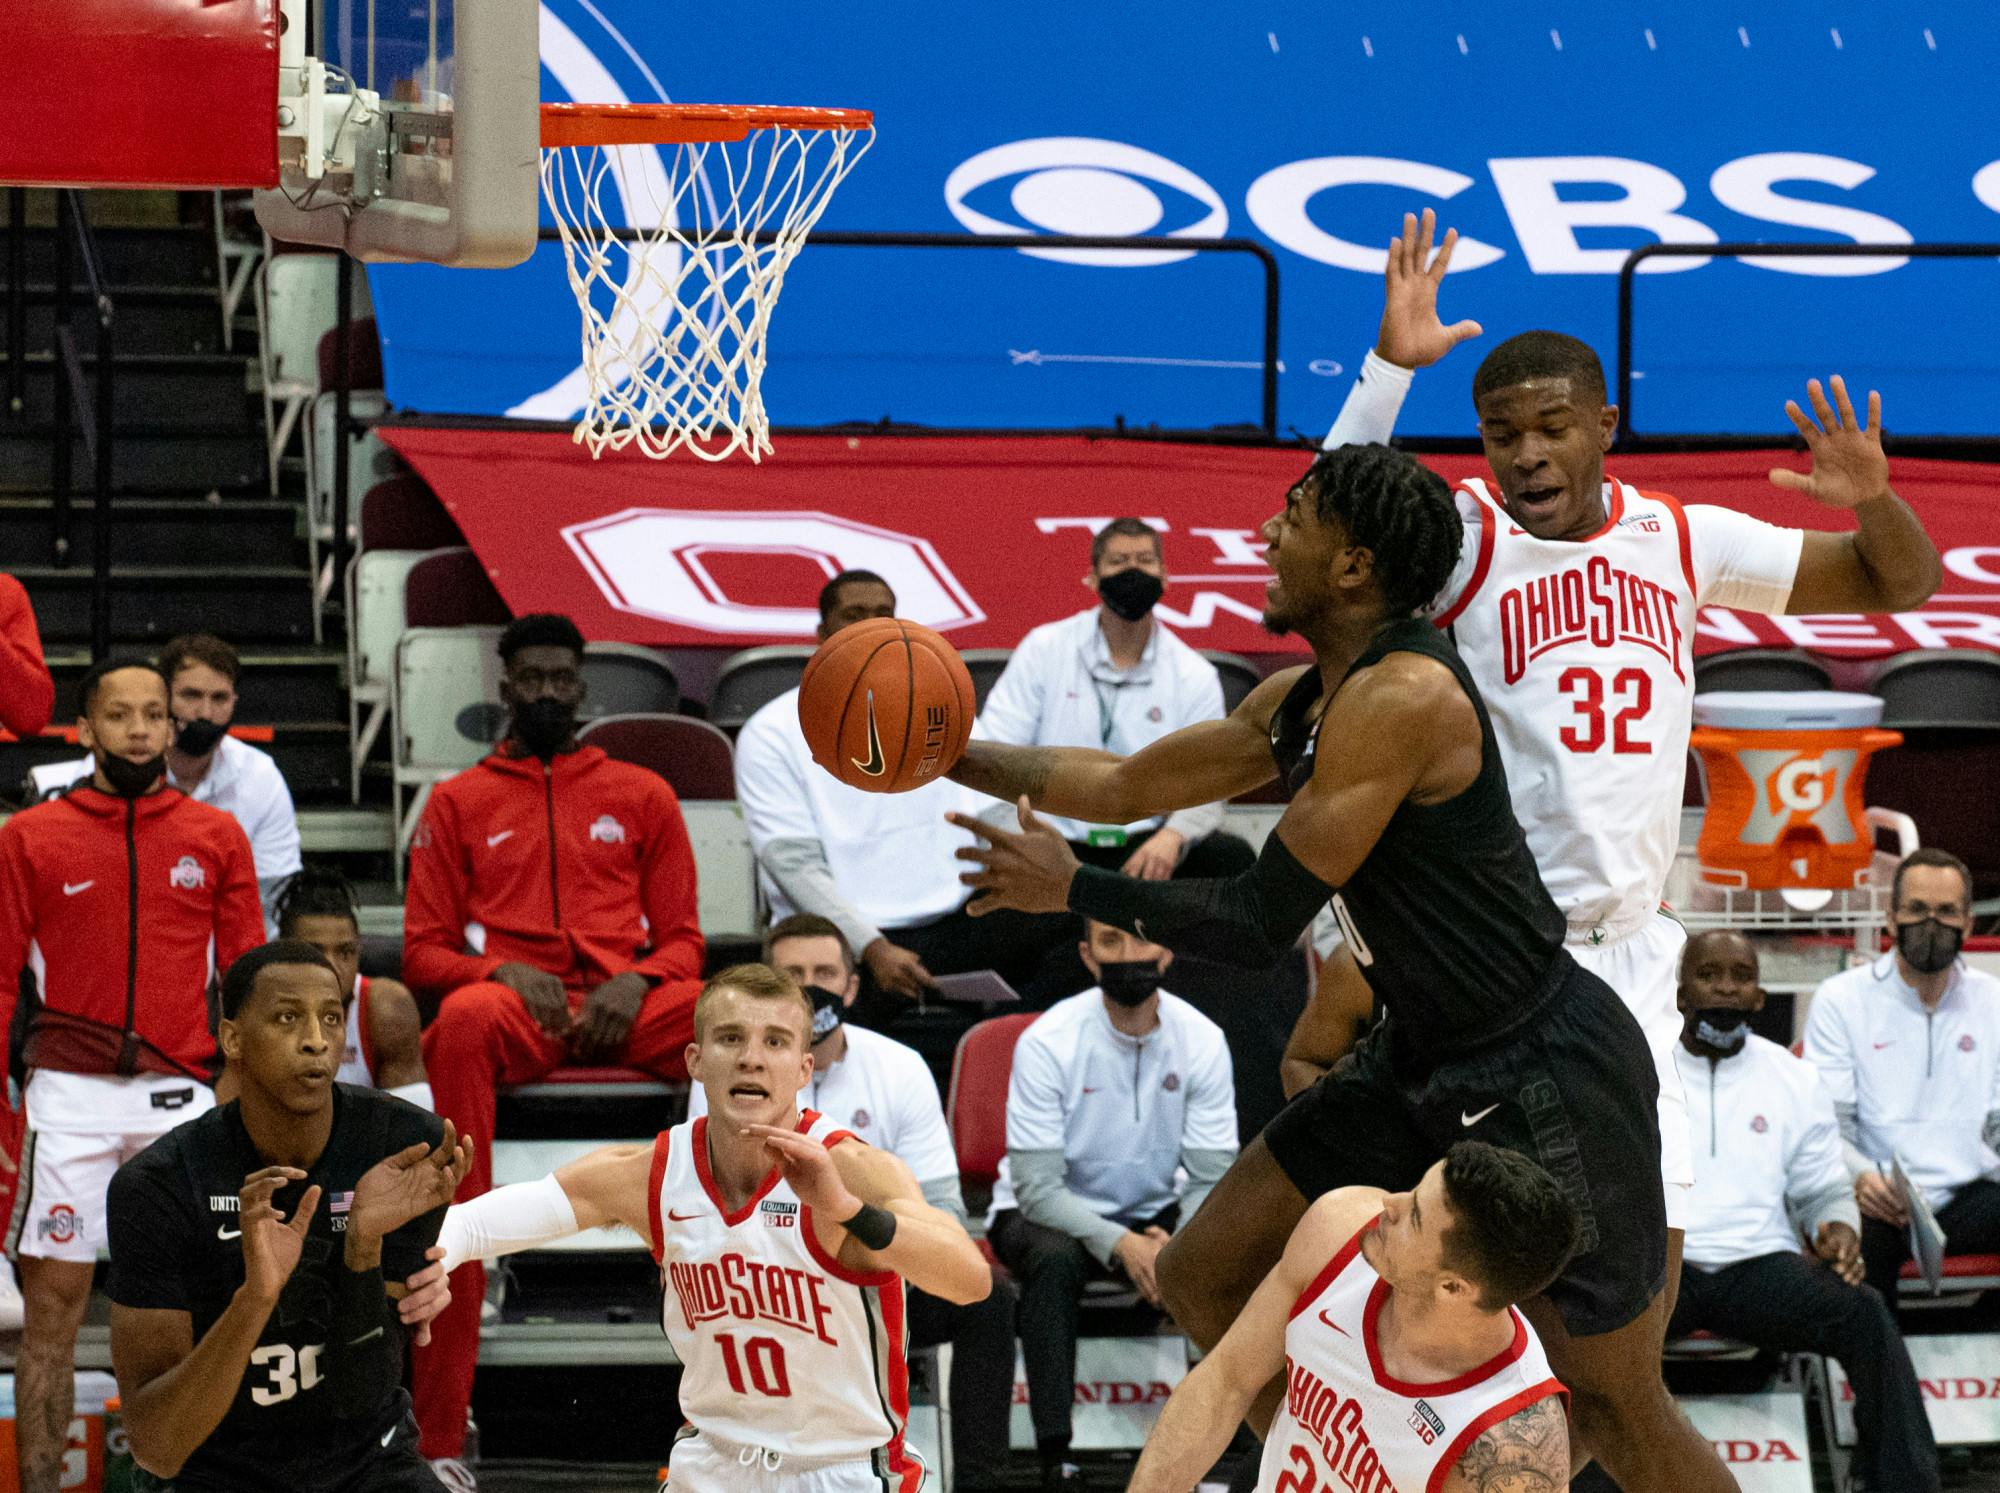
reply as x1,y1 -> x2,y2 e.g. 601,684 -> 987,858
1429,477 -> 1802,936
1260,1220 -> 1564,1493
649,1109 -> 919,1486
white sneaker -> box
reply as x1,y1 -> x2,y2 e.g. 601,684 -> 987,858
0,1255 -> 23,1332
429,1458 -> 478,1492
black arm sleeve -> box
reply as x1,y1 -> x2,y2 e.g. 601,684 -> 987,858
1067,829 -> 1335,968
325,1259 -> 399,1421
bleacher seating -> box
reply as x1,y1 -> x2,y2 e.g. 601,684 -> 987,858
578,645 -> 681,719
347,542 -> 467,801
1870,649 -> 2000,730
255,245 -> 342,494
304,318 -> 391,633
1692,647 -> 1834,694
391,624 -> 507,858
709,645 -> 816,730
960,648 -> 1012,712
1202,649 -> 1264,714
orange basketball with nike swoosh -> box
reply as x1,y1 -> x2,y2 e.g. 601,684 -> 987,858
799,617 -> 977,792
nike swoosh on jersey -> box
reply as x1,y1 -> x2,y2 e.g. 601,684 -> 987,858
1461,1103 -> 1501,1128
380,1424 -> 398,1448
850,690 -> 887,777
1316,1308 -> 1351,1337
1873,1042 -> 1895,1049
486,830 -> 515,848
667,1208 -> 703,1222
217,1226 -> 242,1240
62,880 -> 94,896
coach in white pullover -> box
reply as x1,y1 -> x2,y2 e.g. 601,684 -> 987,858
1803,848 -> 2000,1305
987,920 -> 1237,1491
1672,930 -> 1938,1492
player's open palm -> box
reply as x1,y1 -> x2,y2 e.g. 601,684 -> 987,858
350,1120 -> 472,1241
240,1166 -> 320,1305
742,1124 -> 859,1220
1770,375 -> 1890,510
1375,208 -> 1482,370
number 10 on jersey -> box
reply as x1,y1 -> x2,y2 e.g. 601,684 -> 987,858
1557,667 -> 1653,755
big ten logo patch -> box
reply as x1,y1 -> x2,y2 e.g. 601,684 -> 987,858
169,854 -> 206,890
1407,1399 -> 1444,1447
561,510 -> 984,638
761,1199 -> 799,1229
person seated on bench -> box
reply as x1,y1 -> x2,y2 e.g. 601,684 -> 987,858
401,612 -> 704,1483
276,862 -> 431,1110
987,920 -> 1237,1493
687,914 -> 1021,1493
1674,929 -> 1938,1493
1803,849 -> 2000,1307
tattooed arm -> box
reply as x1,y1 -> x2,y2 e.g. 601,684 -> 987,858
1439,1394 -> 1571,1493
950,666 -> 1300,817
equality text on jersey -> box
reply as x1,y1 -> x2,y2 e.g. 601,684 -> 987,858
667,1251 -> 842,1347
1279,1354 -> 1396,1493
1497,554 -> 1687,686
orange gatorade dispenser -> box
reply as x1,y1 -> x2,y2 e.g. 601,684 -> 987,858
1689,691 -> 1902,891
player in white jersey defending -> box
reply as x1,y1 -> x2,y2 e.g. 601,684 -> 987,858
1129,1142 -> 1574,1493
433,963 -> 991,1491
1297,209 -> 1941,1275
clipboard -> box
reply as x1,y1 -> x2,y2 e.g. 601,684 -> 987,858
928,970 -> 1022,1006
1891,1152 -> 1947,1294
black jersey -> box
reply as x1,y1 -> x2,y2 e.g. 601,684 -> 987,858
106,1085 -> 445,1492
1269,617 -> 1571,1057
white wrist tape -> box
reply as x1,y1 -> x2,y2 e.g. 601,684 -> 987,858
438,1174 -> 579,1272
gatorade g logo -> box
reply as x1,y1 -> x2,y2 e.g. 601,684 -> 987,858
1735,747 -> 1859,846
1772,756 -> 1833,813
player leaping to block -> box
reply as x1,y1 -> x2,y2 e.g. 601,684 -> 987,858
942,444 -> 1731,1490
433,963 -> 991,1492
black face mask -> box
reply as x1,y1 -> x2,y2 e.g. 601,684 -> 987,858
1898,918 -> 1964,976
804,984 -> 845,1042
1097,568 -> 1164,622
173,716 -> 227,758
1098,959 -> 1165,1009
511,697 -> 577,760
1686,1005 -> 1751,1055
99,751 -> 167,798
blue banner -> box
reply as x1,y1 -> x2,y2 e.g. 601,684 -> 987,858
366,1 -> 2000,438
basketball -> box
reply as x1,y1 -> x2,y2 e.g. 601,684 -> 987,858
798,618 -> 977,793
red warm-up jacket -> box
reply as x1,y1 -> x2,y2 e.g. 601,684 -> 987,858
0,574 -> 54,740
402,744 -> 704,997
0,783 -> 264,1078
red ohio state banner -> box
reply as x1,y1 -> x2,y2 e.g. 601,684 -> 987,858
378,430 -> 2000,660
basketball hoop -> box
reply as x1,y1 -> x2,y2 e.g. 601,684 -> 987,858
538,102 -> 874,463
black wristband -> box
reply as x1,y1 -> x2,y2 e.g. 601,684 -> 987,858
840,1201 -> 898,1251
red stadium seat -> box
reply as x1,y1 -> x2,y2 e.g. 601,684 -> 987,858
947,1012 -> 1041,1190
403,547 -> 510,628
509,1066 -> 684,1100
1899,1253 -> 2000,1286
579,713 -> 732,800
359,475 -> 463,552
316,315 -> 384,393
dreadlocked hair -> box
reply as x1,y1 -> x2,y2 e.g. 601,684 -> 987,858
1293,443 -> 1462,616
273,862 -> 362,938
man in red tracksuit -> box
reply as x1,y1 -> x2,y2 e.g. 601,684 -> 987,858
0,657 -> 262,1493
405,614 -> 703,1480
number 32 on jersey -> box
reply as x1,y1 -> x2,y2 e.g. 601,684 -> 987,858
1557,666 -> 1653,755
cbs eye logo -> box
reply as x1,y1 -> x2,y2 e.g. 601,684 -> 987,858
944,137 -> 1227,266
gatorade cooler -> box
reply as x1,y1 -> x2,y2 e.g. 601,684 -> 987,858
0,1371 -> 119,1491
1689,691 -> 1901,891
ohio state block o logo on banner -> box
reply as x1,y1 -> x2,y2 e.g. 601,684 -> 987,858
561,508 -> 985,637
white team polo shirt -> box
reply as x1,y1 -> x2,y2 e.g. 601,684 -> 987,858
735,686 -> 977,932
989,988 -> 1237,1223
686,1024 -> 961,1196
974,608 -> 1226,845
1804,956 -> 2000,1210
1677,1032 -> 1855,1268
34,736 -> 300,935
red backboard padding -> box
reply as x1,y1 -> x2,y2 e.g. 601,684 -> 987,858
0,0 -> 278,189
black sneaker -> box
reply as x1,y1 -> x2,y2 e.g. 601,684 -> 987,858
1042,1463 -> 1087,1493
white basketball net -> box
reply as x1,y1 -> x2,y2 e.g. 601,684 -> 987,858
540,119 -> 873,462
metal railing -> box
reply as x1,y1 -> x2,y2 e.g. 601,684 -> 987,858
51,191 -> 118,660
1615,241 -> 2000,446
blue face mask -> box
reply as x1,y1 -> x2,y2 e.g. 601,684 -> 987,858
1688,1006 -> 1750,1055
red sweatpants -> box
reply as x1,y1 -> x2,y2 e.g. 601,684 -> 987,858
412,977 -> 697,1459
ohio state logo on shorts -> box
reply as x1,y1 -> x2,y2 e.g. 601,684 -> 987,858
38,1204 -> 79,1244
169,854 -> 206,890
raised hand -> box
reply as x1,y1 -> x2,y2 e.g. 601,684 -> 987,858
1375,208 -> 1483,370
1769,375 -> 1891,510
240,1166 -> 320,1307
741,1124 -> 860,1220
348,1120 -> 472,1244
947,797 -> 1082,915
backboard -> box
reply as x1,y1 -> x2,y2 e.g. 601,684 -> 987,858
252,0 -> 541,267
